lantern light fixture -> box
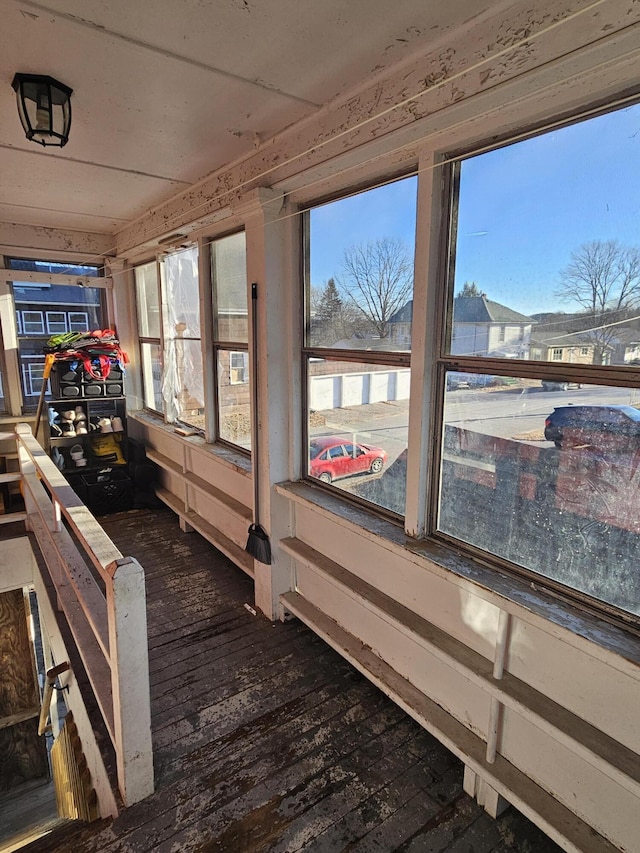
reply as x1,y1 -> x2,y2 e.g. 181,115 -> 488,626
11,73 -> 73,147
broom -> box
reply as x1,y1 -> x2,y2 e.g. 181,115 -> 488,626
34,353 -> 56,442
245,283 -> 272,564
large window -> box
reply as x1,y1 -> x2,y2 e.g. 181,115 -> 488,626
211,232 -> 250,451
8,260 -> 103,407
304,176 -> 417,515
438,102 -> 640,620
160,246 -> 204,428
134,261 -> 163,412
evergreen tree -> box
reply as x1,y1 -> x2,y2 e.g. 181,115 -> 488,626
316,278 -> 343,324
457,281 -> 486,297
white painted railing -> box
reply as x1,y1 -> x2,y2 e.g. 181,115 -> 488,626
15,423 -> 154,807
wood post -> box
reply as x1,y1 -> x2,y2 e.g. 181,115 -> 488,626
105,556 -> 154,805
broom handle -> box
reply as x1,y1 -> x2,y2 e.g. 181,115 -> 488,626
35,353 -> 55,441
250,283 -> 260,526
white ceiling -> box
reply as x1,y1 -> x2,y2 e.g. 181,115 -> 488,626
0,0 -> 491,237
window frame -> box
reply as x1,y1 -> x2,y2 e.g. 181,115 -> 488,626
209,229 -> 250,454
134,259 -> 164,415
429,105 -> 640,629
300,172 -> 417,520
45,311 -> 68,334
68,311 -> 89,332
0,259 -> 106,416
21,310 -> 45,335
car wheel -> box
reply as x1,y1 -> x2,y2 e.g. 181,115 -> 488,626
554,440 -> 563,449
319,472 -> 332,483
370,457 -> 384,473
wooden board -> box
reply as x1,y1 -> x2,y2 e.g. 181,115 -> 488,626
12,510 -> 563,852
0,589 -> 48,791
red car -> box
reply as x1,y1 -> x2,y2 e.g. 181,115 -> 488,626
309,436 -> 387,483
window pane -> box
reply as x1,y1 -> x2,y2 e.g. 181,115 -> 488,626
160,247 -> 203,425
437,371 -> 640,616
164,338 -> 204,428
217,351 -> 251,450
212,232 -> 248,343
19,352 -> 45,398
8,258 -> 100,277
141,342 -> 163,412
307,177 -> 417,350
162,246 -> 200,339
22,311 -> 44,334
134,262 -> 161,339
449,103 -> 640,365
229,350 -> 249,384
12,281 -> 103,409
46,312 -> 67,334
68,312 -> 89,332
307,357 -> 408,514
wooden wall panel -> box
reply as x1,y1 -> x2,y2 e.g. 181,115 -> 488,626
0,589 -> 48,790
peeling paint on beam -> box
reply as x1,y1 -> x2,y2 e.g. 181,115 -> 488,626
115,0 -> 640,254
0,221 -> 115,259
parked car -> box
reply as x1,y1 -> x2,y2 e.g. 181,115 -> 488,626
541,380 -> 583,391
446,376 -> 470,390
309,437 -> 388,483
544,404 -> 640,449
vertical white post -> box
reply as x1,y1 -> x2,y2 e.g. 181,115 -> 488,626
239,189 -> 298,620
15,423 -> 36,530
405,150 -> 446,538
0,263 -> 25,417
53,498 -> 62,533
106,556 -> 154,805
463,608 -> 511,820
486,609 -> 511,764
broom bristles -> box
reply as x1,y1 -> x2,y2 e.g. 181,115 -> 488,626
246,523 -> 272,564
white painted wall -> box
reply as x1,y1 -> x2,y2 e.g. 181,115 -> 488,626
309,369 -> 411,411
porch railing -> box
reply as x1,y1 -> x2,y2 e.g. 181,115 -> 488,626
15,423 -> 154,807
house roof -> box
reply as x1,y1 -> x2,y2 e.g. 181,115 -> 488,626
388,301 -> 414,324
530,331 -> 594,347
389,296 -> 535,326
453,296 -> 534,324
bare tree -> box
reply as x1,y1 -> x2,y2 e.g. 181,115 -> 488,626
337,238 -> 413,339
556,240 -> 640,364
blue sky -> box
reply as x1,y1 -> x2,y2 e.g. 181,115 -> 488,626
310,101 -> 640,317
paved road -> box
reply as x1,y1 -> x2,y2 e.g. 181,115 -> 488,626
445,384 -> 640,439
310,384 -> 640,473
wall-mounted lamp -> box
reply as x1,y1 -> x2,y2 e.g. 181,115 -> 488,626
11,73 -> 72,147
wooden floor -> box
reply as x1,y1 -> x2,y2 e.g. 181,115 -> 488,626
22,508 -> 561,853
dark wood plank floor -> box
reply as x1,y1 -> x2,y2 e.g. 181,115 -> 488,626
24,508 -> 561,853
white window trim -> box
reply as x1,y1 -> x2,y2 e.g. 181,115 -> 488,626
68,311 -> 89,331
21,310 -> 45,335
45,311 -> 68,334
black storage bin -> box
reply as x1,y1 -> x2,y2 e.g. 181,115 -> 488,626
49,362 -> 83,398
81,468 -> 133,515
48,358 -> 125,400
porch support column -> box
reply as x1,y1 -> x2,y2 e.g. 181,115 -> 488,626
238,189 -> 298,620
